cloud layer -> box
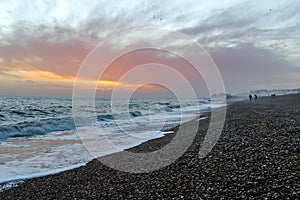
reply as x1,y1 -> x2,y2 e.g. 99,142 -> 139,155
0,0 -> 299,96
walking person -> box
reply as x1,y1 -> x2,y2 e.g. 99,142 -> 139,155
249,94 -> 252,101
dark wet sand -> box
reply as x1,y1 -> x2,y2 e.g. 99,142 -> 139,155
1,94 -> 299,199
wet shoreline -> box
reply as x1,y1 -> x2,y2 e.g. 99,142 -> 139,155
1,94 -> 299,199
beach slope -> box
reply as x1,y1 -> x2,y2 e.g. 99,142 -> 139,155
1,94 -> 299,199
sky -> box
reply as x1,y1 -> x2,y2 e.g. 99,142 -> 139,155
0,0 -> 299,97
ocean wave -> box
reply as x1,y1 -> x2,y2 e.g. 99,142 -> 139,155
167,104 -> 180,109
164,107 -> 173,112
0,117 -> 75,140
10,110 -> 27,115
199,100 -> 208,104
97,114 -> 115,121
0,98 -> 224,141
29,108 -> 49,114
129,111 -> 143,117
96,111 -> 144,122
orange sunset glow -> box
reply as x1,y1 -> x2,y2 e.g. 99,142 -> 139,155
0,64 -> 166,96
0,0 -> 299,97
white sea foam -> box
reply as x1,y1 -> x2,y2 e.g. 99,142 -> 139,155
0,97 -> 226,187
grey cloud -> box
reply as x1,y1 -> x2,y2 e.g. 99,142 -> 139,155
25,80 -> 35,84
180,1 -> 300,51
0,1 -> 167,77
0,0 -> 299,95
210,43 -> 300,92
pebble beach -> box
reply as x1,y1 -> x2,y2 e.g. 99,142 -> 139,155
1,94 -> 299,199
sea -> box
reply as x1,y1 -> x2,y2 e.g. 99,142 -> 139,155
0,96 -> 225,189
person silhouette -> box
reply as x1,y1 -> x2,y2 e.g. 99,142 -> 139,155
249,94 -> 252,101
254,94 -> 258,101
